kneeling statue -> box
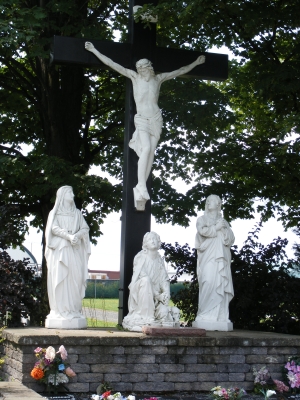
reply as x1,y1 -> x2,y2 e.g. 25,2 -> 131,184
122,232 -> 174,332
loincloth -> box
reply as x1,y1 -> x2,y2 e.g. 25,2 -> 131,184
129,110 -> 163,157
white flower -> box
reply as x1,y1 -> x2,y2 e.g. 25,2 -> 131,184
91,396 -> 100,400
45,346 -> 56,361
127,396 -> 135,400
266,390 -> 276,398
48,373 -> 69,385
107,396 -> 114,400
113,393 -> 122,399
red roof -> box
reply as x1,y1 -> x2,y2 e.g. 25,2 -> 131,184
88,270 -> 120,279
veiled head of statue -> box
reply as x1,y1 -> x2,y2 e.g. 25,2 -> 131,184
55,186 -> 76,214
142,231 -> 161,251
205,194 -> 222,214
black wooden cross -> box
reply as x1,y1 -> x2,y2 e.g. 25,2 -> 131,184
52,0 -> 228,325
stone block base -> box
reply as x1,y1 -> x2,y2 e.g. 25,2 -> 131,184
142,326 -> 206,336
45,317 -> 87,330
0,381 -> 43,399
192,320 -> 233,331
2,327 -> 300,394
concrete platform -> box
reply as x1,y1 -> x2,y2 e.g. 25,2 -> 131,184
2,326 -> 300,341
0,381 -> 43,399
1,328 -> 299,395
142,326 -> 206,336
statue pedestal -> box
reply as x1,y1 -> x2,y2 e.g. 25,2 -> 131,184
192,320 -> 233,331
45,317 -> 87,330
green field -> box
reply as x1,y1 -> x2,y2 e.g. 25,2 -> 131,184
82,298 -> 119,312
82,298 -> 174,311
86,318 -> 118,328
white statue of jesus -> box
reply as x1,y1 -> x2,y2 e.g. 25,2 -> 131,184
85,42 -> 205,208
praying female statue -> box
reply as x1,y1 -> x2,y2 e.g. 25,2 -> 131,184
45,186 -> 90,329
122,231 -> 174,331
193,195 -> 235,331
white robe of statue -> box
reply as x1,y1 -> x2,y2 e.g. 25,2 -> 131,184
45,186 -> 90,328
193,195 -> 235,330
122,232 -> 173,331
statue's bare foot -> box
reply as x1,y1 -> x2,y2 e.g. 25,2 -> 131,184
136,183 -> 150,200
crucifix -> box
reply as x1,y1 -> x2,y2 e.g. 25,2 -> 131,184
52,0 -> 228,325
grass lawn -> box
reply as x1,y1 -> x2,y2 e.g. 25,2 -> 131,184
82,298 -> 119,312
83,298 -> 174,311
86,318 -> 118,328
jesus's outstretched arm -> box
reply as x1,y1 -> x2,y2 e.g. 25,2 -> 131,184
85,42 -> 136,79
159,55 -> 205,82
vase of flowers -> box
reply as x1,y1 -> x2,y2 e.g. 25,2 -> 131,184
210,386 -> 246,400
30,345 -> 76,396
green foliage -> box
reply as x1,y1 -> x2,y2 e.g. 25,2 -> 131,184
140,0 -> 300,228
96,381 -> 113,395
162,225 -> 300,334
85,280 -> 119,298
0,247 -> 43,327
231,224 -> 300,334
1,0 -> 300,321
161,242 -> 198,325
0,206 -> 43,326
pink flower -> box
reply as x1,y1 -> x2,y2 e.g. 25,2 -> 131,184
58,345 -> 68,360
274,380 -> 289,393
34,347 -> 43,353
65,367 -> 76,377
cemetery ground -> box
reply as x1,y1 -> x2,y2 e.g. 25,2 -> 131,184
81,298 -> 177,328
82,298 -> 118,328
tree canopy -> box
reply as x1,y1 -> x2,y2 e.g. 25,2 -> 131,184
0,1 -> 299,263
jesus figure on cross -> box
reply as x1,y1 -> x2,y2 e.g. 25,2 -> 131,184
85,42 -> 205,208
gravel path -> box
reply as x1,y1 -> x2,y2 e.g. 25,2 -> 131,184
82,307 -> 118,323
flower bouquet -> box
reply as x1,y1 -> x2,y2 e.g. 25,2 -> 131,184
284,357 -> 300,391
253,366 -> 289,398
30,345 -> 76,395
210,386 -> 246,400
91,392 -> 155,400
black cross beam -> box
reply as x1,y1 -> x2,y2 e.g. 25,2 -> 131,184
52,0 -> 228,325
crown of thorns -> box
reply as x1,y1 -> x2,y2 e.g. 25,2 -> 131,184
136,59 -> 153,69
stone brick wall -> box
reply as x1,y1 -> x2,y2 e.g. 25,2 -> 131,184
1,329 -> 300,394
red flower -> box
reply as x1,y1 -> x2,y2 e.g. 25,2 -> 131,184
30,367 -> 44,380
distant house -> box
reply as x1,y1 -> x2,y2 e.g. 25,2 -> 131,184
88,270 -> 120,280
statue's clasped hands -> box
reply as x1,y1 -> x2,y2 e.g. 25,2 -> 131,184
69,234 -> 79,246
215,219 -> 226,231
